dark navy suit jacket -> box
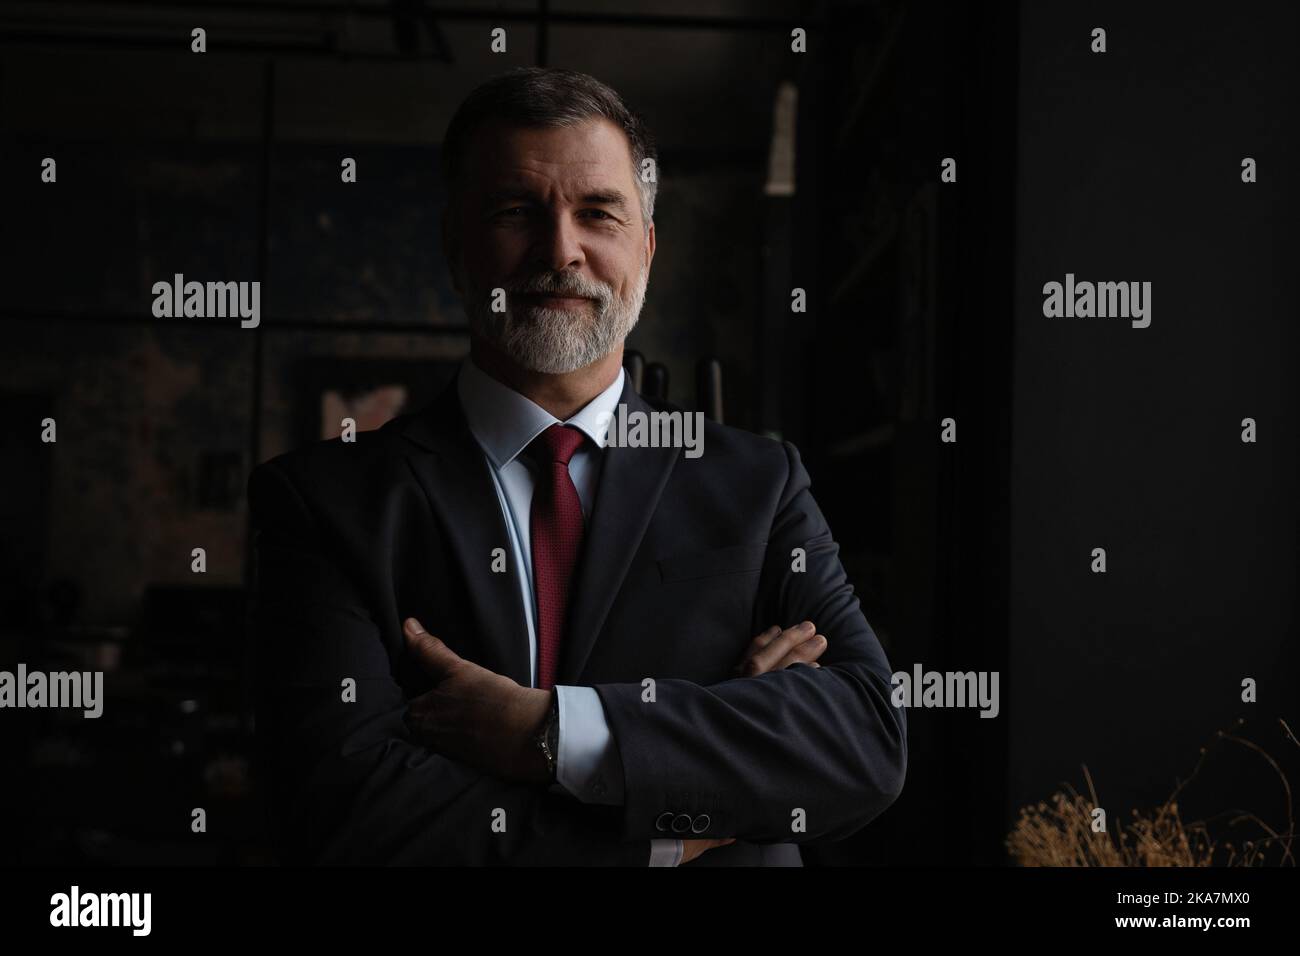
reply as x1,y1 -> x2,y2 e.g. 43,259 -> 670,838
248,367 -> 907,865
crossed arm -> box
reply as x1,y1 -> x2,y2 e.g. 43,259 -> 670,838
249,440 -> 906,864
402,616 -> 830,863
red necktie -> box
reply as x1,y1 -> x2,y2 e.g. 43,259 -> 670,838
526,424 -> 588,690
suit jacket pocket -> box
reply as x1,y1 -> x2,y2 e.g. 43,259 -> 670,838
657,543 -> 768,584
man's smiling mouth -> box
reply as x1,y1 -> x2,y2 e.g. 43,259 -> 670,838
518,292 -> 594,309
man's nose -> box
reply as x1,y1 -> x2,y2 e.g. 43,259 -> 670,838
531,211 -> 585,273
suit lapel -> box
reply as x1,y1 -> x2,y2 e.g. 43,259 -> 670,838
396,367 -> 682,689
397,370 -> 533,687
558,378 -> 680,685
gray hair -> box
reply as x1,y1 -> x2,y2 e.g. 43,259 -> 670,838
440,67 -> 658,232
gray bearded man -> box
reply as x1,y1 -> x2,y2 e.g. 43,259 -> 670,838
249,67 -> 906,866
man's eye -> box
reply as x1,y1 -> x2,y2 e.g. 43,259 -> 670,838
499,207 -> 527,216
582,210 -> 612,220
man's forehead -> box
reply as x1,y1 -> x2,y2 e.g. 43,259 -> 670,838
464,117 -> 634,177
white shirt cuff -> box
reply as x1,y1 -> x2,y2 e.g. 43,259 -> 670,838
650,839 -> 684,867
554,684 -> 627,805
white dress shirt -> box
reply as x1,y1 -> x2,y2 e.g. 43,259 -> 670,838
456,355 -> 684,867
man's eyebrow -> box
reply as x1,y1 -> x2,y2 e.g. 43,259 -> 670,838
578,190 -> 630,212
482,187 -> 631,213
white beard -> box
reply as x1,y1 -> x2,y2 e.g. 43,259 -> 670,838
461,265 -> 648,374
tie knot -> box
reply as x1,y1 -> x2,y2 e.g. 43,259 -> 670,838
526,423 -> 587,468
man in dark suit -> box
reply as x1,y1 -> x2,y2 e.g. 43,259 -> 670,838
248,67 -> 906,866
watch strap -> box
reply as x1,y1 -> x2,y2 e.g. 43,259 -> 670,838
536,690 -> 559,782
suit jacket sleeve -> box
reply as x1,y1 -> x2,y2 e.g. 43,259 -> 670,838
248,458 -> 648,865
592,439 -> 908,844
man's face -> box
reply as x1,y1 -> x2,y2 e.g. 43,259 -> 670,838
446,117 -> 655,374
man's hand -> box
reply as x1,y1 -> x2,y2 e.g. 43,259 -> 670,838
678,622 -> 829,864
732,621 -> 827,677
402,617 -> 553,785
680,837 -> 735,863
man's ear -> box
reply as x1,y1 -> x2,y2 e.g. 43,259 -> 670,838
643,219 -> 656,276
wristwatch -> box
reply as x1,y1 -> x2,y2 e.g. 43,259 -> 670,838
533,690 -> 560,783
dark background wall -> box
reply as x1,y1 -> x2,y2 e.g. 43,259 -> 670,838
1008,2 -> 1298,844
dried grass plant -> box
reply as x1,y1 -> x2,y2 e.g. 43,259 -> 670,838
1007,718 -> 1297,867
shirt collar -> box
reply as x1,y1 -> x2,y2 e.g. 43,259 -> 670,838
456,354 -> 626,469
